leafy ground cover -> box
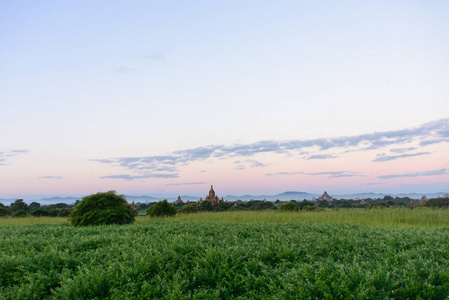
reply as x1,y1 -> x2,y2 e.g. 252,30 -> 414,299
144,208 -> 449,228
2,207 -> 449,228
1,219 -> 449,299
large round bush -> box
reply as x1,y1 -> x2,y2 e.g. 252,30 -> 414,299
70,191 -> 135,226
147,200 -> 177,217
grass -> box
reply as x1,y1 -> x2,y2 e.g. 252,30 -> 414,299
1,221 -> 449,299
0,216 -> 69,226
2,207 -> 449,228
2,208 -> 449,298
142,207 -> 449,228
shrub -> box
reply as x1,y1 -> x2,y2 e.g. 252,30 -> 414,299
12,210 -> 29,217
147,200 -> 177,217
0,207 -> 11,216
279,202 -> 297,212
70,191 -> 135,226
178,203 -> 202,214
201,200 -> 214,212
31,209 -> 49,217
57,208 -> 72,217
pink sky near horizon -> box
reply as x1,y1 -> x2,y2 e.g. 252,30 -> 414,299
1,126 -> 448,199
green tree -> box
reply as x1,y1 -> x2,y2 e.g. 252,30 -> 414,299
200,200 -> 214,212
147,200 -> 177,217
217,202 -> 231,211
298,200 -> 316,210
279,202 -> 297,212
70,191 -> 135,226
317,200 -> 329,208
0,207 -> 11,216
10,199 -> 28,212
178,203 -> 202,214
31,209 -> 49,217
29,202 -> 41,209
12,209 -> 29,217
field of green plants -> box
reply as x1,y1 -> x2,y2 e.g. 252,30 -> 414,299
1,209 -> 449,299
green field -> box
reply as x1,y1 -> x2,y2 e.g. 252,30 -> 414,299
1,209 -> 449,299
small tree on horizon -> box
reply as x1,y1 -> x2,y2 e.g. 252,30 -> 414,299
10,199 -> 28,212
147,200 -> 177,217
279,202 -> 297,212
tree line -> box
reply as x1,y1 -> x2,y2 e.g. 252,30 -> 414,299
2,195 -> 449,218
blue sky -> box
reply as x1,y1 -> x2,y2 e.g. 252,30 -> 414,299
1,1 -> 448,198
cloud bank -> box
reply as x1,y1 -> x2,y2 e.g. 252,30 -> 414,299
94,118 -> 449,179
266,171 -> 360,179
165,182 -> 207,186
378,169 -> 448,179
372,152 -> 431,162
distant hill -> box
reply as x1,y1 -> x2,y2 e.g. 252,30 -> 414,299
333,192 -> 448,200
123,195 -> 161,203
224,191 -> 319,201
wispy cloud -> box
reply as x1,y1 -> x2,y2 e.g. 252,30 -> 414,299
0,149 -> 29,165
390,147 -> 417,153
306,171 -> 360,178
378,169 -> 448,179
306,154 -> 337,160
115,66 -> 134,74
101,173 -> 179,181
234,159 -> 267,170
93,118 -> 449,175
401,182 -> 449,187
372,152 -> 431,162
165,182 -> 206,186
420,139 -> 449,146
38,176 -> 62,179
266,171 -> 304,176
143,48 -> 170,61
366,182 -> 382,186
246,159 -> 266,167
266,171 -> 359,178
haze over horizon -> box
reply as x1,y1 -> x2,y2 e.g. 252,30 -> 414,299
1,1 -> 448,199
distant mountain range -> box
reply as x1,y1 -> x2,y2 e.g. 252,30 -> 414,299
0,191 -> 447,205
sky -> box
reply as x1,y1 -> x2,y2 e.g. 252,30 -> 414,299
1,1 -> 448,199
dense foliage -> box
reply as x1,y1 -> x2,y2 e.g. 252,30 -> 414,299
425,197 -> 449,208
178,203 -> 202,214
70,191 -> 135,226
10,199 -> 28,212
0,207 -> 10,216
11,209 -> 29,218
1,221 -> 448,299
279,201 -> 297,212
147,200 -> 177,217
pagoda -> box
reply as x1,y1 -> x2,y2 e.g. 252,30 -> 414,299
360,197 -> 367,205
130,201 -> 137,211
204,185 -> 223,207
173,196 -> 184,205
318,191 -> 333,201
418,196 -> 427,205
